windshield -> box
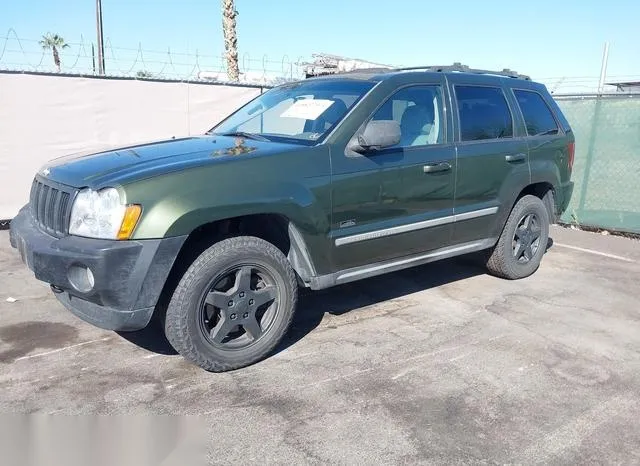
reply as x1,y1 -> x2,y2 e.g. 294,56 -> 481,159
210,80 -> 375,145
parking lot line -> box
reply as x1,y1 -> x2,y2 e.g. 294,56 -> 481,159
14,337 -> 111,362
554,243 -> 635,263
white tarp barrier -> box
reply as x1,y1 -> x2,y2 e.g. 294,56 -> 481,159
0,73 -> 262,219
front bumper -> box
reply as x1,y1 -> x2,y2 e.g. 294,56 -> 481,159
9,206 -> 186,331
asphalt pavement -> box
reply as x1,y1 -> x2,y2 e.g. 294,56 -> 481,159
1,226 -> 639,465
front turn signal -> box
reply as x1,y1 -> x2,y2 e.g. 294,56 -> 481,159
117,205 -> 142,240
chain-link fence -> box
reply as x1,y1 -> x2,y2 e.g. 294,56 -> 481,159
5,29 -> 640,92
0,28 -> 305,84
556,94 -> 640,233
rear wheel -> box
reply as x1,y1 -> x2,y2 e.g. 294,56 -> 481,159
164,236 -> 297,372
486,195 -> 550,280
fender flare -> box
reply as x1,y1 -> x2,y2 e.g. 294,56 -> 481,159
286,222 -> 318,285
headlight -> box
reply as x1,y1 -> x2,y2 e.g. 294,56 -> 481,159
69,188 -> 141,240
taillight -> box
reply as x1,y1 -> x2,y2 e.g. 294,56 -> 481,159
567,142 -> 575,173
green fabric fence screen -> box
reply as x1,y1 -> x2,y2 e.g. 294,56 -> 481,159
555,94 -> 640,234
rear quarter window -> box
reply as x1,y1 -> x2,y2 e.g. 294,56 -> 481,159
513,89 -> 559,136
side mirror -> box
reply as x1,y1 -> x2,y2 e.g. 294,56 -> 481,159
349,120 -> 401,153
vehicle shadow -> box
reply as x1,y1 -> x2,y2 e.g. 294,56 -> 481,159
274,254 -> 487,356
116,237 -> 555,359
116,319 -> 178,355
277,237 -> 554,355
116,255 -> 486,358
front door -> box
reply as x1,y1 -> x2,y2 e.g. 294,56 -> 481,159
330,82 -> 456,271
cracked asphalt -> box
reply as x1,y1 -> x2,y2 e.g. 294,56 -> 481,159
1,225 -> 640,464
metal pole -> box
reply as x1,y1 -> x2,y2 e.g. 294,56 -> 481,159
597,42 -> 609,94
579,43 -> 609,220
96,0 -> 105,75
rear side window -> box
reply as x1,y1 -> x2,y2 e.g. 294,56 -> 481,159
455,86 -> 513,141
513,89 -> 559,136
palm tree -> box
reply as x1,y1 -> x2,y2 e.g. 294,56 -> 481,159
136,70 -> 153,79
39,33 -> 69,72
222,0 -> 240,82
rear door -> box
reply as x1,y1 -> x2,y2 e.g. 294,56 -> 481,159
449,77 -> 530,245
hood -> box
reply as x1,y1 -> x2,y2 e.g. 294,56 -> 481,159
41,135 -> 301,188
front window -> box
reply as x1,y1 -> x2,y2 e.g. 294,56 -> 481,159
371,85 -> 445,148
210,80 -> 375,145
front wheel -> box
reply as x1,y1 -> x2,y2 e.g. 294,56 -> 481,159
164,236 -> 298,372
486,195 -> 550,280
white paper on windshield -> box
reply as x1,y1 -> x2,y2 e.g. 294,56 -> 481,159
280,99 -> 334,120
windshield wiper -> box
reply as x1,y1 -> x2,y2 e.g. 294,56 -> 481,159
216,131 -> 270,142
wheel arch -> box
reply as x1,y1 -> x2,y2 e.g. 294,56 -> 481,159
161,213 -> 317,299
517,181 -> 555,222
493,179 -> 557,240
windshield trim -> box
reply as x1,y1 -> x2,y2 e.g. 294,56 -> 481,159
207,79 -> 378,147
206,90 -> 264,136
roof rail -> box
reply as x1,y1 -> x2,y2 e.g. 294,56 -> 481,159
394,62 -> 531,80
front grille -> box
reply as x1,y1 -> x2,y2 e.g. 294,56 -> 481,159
29,178 -> 74,237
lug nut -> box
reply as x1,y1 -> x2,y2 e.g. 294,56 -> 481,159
249,299 -> 254,305
239,292 -> 245,298
228,300 -> 234,307
243,312 -> 249,318
230,313 -> 237,320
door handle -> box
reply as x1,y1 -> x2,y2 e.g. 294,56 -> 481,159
423,162 -> 452,173
505,153 -> 527,163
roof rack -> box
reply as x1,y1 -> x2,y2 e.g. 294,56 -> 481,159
394,62 -> 531,80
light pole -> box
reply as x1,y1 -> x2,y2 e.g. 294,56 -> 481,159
96,0 -> 105,75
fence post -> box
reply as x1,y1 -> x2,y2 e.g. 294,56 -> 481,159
577,97 -> 602,218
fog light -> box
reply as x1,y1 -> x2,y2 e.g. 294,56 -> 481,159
68,265 -> 95,293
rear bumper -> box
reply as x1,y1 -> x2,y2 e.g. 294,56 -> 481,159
9,206 -> 186,331
556,181 -> 574,219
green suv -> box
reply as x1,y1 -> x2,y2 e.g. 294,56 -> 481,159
10,65 -> 575,371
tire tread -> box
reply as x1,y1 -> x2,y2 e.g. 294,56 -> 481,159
165,236 -> 297,372
486,195 -> 549,280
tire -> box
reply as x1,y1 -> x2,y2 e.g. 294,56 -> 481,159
164,236 -> 298,372
486,195 -> 550,280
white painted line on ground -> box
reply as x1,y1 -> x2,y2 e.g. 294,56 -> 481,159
391,367 -> 415,380
554,243 -> 636,263
516,393 -> 637,464
449,352 -> 473,363
488,334 -> 507,341
300,367 -> 375,389
14,337 -> 111,362
405,340 -> 481,362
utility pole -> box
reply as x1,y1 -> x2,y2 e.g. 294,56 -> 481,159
96,0 -> 105,75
